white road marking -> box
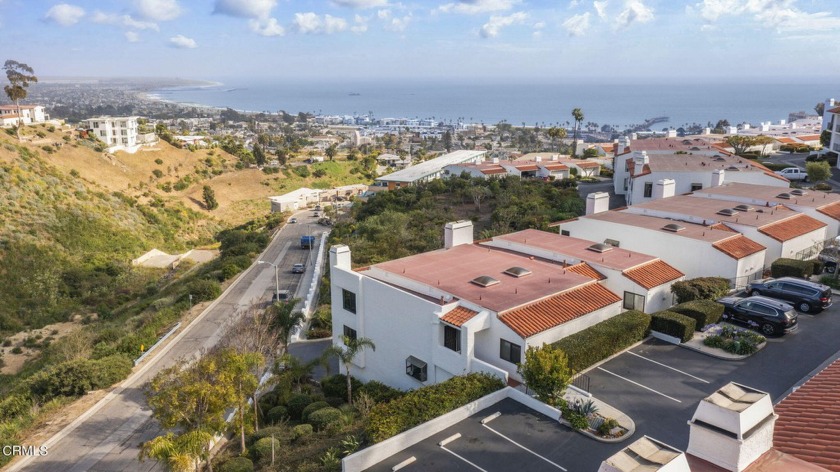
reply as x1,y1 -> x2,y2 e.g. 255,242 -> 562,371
481,412 -> 501,424
597,367 -> 682,403
438,433 -> 461,447
628,351 -> 710,383
482,424 -> 567,470
391,456 -> 416,471
440,446 -> 489,472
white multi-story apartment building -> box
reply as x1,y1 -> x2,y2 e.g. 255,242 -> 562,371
0,104 -> 48,127
83,116 -> 140,153
823,99 -> 840,160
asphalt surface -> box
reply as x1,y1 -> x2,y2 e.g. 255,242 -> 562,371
8,210 -> 326,472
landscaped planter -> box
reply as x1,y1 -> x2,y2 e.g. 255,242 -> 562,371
701,324 -> 766,356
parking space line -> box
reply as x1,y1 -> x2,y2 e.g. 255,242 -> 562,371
597,367 -> 682,403
627,351 -> 710,384
482,424 -> 567,470
440,446 -> 489,472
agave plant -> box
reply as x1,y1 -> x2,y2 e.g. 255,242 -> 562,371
576,399 -> 599,417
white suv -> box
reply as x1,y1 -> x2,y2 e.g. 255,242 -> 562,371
774,167 -> 808,181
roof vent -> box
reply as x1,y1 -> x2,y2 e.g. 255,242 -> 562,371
727,166 -> 740,171
776,192 -> 791,200
715,157 -> 726,161
790,189 -> 807,196
470,275 -> 500,287
717,208 -> 739,217
587,243 -> 614,253
691,146 -> 701,151
662,223 -> 685,232
503,267 -> 532,278
733,204 -> 754,212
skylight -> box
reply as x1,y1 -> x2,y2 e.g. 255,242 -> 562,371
790,189 -> 807,196
662,223 -> 685,232
733,204 -> 754,212
587,243 -> 614,253
776,193 -> 791,200
470,275 -> 500,287
503,267 -> 532,278
717,208 -> 739,217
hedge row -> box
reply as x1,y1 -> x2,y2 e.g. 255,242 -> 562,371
771,258 -> 814,279
671,277 -> 731,304
366,373 -> 504,443
552,310 -> 651,372
26,354 -> 133,400
651,311 -> 696,342
670,300 -> 724,330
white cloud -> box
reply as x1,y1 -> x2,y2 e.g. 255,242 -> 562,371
125,31 -> 140,42
213,0 -> 276,19
168,34 -> 197,48
692,0 -> 840,33
45,3 -> 85,26
480,11 -> 527,38
562,12 -> 590,36
437,0 -> 520,15
249,17 -> 285,36
384,13 -> 411,31
91,11 -> 159,30
569,0 -> 581,7
331,0 -> 388,8
377,9 -> 391,20
293,12 -> 348,34
351,14 -> 368,33
593,0 -> 608,19
615,0 -> 654,29
134,0 -> 181,21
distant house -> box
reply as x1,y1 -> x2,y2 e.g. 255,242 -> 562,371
0,104 -> 48,127
443,161 -> 508,179
82,116 -> 141,153
268,187 -> 321,212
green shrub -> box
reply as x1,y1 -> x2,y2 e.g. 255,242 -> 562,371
597,418 -> 620,436
11,346 -> 23,354
308,407 -> 343,431
559,400 -> 589,430
286,394 -> 313,420
552,311 -> 651,372
320,374 -> 360,399
252,437 -> 281,461
293,165 -> 311,178
358,380 -> 404,404
670,300 -> 724,330
266,405 -> 288,424
27,354 -> 132,400
650,311 -> 696,342
820,275 -> 840,290
366,373 -> 504,443
292,424 -> 313,442
152,169 -> 164,178
220,457 -> 254,472
0,394 -> 31,421
301,401 -> 330,422
814,182 -> 833,191
770,258 -> 813,279
703,325 -> 765,355
671,277 -> 731,303
186,279 -> 221,302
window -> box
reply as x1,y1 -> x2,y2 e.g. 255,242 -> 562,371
644,182 -> 653,198
342,289 -> 357,314
93,122 -> 99,128
500,339 -> 521,364
121,130 -> 127,136
100,130 -> 106,137
691,183 -> 703,191
406,356 -> 427,382
623,292 -> 645,311
560,230 -> 570,236
443,325 -> 460,352
343,325 -> 357,341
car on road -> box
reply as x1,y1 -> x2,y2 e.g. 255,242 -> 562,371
746,277 -> 832,313
271,290 -> 290,302
292,263 -> 305,274
717,295 -> 799,336
774,167 -> 808,181
289,217 -> 297,223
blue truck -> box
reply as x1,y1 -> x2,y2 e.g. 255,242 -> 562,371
300,235 -> 316,249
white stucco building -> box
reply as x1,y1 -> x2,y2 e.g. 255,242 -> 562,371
823,99 -> 840,160
329,221 -> 626,390
0,104 -> 48,127
83,116 -> 140,153
268,187 -> 322,213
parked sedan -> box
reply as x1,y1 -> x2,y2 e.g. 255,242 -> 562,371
746,277 -> 832,313
291,263 -> 305,274
717,296 -> 799,336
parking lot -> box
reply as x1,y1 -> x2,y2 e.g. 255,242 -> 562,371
365,296 -> 840,471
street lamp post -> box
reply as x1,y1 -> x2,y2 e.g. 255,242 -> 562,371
258,260 -> 279,301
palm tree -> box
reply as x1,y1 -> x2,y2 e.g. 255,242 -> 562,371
268,300 -> 305,353
571,108 -> 584,157
547,127 -> 567,154
326,335 -> 375,404
139,430 -> 213,472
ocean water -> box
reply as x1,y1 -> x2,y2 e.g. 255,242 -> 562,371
151,79 -> 838,129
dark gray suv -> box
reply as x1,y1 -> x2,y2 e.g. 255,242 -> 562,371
746,277 -> 832,313
717,295 -> 798,336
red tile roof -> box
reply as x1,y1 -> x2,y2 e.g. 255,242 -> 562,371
515,164 -> 539,171
499,283 -> 621,338
829,106 -> 840,114
710,222 -> 736,232
481,167 -> 508,175
758,214 -> 826,242
775,358 -> 840,471
712,235 -> 766,259
440,306 -> 479,327
572,161 -> 600,168
541,163 -> 569,171
775,137 -> 797,144
623,260 -> 684,289
566,262 -> 605,280
817,202 -> 840,221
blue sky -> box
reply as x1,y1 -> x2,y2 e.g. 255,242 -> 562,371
2,0 -> 839,81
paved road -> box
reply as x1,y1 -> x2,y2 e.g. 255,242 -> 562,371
9,210 -> 327,472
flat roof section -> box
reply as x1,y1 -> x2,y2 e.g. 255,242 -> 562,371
627,195 -> 808,229
376,150 -> 486,183
363,397 -> 575,472
579,211 -> 745,244
695,182 -> 840,212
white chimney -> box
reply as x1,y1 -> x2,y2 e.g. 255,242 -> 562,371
703,127 -> 711,135
492,157 -> 499,164
616,136 -> 631,155
551,154 -> 558,161
790,122 -> 797,129
742,123 -> 750,130
652,179 -> 676,200
444,220 -> 474,249
574,139 -> 585,156
779,119 -> 786,125
687,383 -> 776,472
633,151 -> 649,175
667,129 -> 677,138
330,245 -> 352,270
586,192 -> 610,215
631,133 -> 638,140
535,155 -> 542,162
598,436 -> 690,472
727,126 -> 738,134
712,169 -> 725,187
760,122 -> 770,132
